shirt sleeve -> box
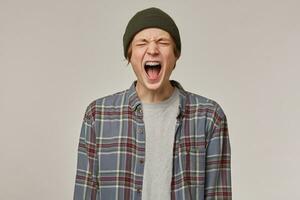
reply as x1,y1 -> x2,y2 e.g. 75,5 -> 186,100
74,105 -> 99,200
205,105 -> 232,199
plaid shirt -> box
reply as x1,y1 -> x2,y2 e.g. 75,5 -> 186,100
74,81 -> 231,200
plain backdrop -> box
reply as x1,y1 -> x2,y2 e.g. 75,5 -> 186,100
1,0 -> 299,199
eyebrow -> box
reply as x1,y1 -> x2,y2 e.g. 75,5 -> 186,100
135,37 -> 171,43
135,38 -> 148,43
157,38 -> 171,42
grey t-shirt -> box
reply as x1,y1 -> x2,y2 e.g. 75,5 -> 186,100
141,88 -> 179,200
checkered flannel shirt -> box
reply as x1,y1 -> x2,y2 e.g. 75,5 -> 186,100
74,81 -> 231,200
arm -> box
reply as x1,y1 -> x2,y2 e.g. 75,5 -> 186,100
74,104 -> 98,200
205,105 -> 232,199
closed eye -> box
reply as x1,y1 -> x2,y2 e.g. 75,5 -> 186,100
159,41 -> 170,45
135,42 -> 146,46
158,39 -> 171,46
134,39 -> 148,47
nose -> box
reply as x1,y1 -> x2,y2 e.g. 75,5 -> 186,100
146,42 -> 159,56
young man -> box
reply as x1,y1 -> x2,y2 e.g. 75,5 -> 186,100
74,7 -> 231,200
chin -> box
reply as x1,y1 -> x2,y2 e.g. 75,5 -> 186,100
144,83 -> 160,91
144,80 -> 165,91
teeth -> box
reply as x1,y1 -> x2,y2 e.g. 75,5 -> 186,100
145,61 -> 160,66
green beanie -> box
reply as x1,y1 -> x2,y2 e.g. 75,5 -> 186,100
123,7 -> 181,59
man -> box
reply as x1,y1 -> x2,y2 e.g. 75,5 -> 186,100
74,7 -> 231,200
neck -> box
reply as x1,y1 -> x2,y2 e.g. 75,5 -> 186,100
136,81 -> 174,103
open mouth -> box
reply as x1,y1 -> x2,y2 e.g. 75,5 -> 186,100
144,61 -> 161,80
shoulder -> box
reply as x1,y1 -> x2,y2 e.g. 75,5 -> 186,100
183,90 -> 227,120
83,89 -> 129,122
172,80 -> 226,119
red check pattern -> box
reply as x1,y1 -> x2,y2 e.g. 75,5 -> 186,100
74,81 -> 231,200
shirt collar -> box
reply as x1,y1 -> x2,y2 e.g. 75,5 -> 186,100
127,80 -> 187,118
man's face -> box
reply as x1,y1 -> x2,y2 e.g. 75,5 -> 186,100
129,28 -> 178,92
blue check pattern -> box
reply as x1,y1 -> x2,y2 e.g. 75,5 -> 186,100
74,81 -> 231,200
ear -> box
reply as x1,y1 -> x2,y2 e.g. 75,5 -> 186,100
173,55 -> 180,69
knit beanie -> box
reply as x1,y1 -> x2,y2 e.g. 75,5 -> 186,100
123,7 -> 181,59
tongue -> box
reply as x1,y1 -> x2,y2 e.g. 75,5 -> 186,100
147,67 -> 160,80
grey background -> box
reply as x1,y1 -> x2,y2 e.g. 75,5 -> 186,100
1,0 -> 299,199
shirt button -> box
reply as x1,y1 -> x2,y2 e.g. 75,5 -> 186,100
139,159 -> 144,164
136,107 -> 142,114
137,188 -> 142,194
137,128 -> 143,134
